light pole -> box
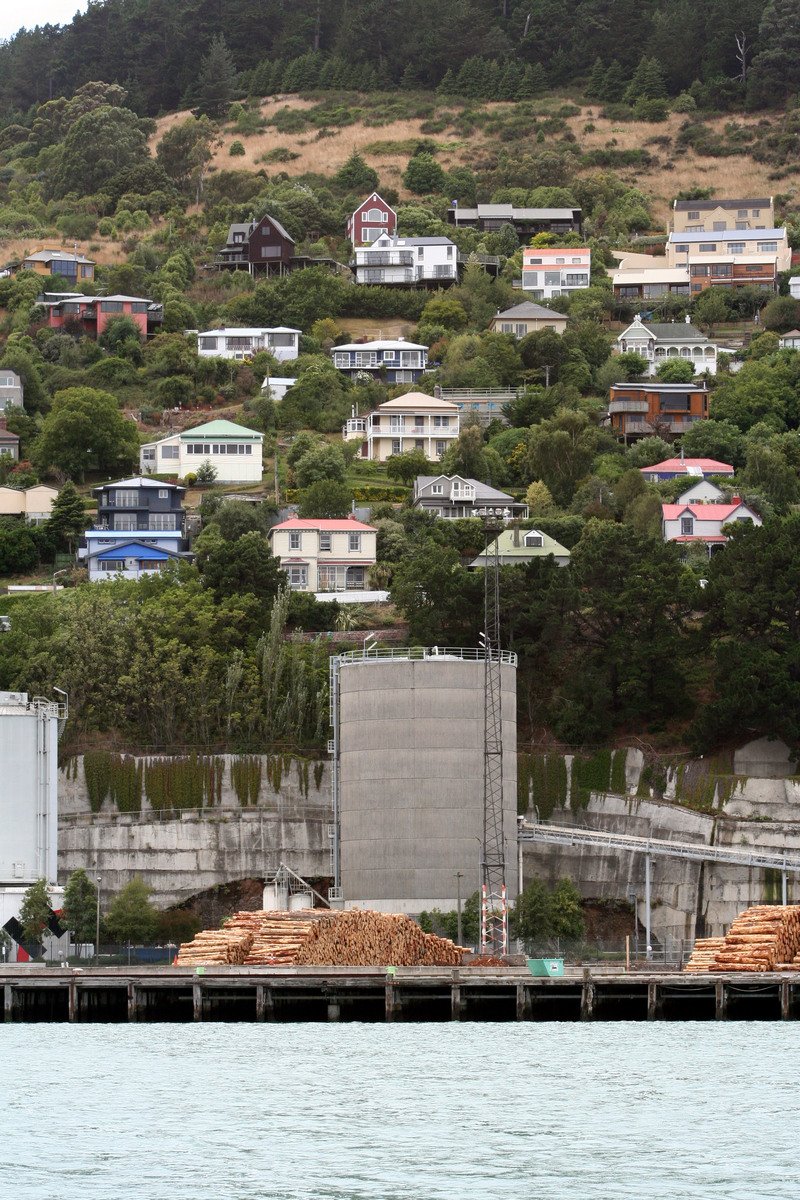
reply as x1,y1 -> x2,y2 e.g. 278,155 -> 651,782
455,871 -> 463,946
95,874 -> 101,967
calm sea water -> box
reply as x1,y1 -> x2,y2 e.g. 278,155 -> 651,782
1,1024 -> 797,1199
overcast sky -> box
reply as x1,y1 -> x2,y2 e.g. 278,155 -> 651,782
0,2 -> 90,41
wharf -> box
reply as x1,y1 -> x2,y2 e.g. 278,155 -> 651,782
2,966 -> 800,1022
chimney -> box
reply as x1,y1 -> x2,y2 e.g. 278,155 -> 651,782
513,522 -> 521,548
731,494 -> 741,505
680,446 -> 685,465
0,415 -> 6,431
434,384 -> 442,398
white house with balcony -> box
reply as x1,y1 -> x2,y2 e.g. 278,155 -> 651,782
616,315 -> 717,375
140,419 -> 263,483
343,392 -> 460,462
353,233 -> 458,286
268,517 -> 377,593
196,327 -> 300,361
413,475 -> 528,520
521,247 -> 591,300
332,339 -> 428,385
662,496 -> 761,557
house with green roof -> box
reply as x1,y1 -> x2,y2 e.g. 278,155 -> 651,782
470,526 -> 571,568
140,419 -> 263,483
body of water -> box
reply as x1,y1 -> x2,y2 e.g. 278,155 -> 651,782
1,1023 -> 797,1199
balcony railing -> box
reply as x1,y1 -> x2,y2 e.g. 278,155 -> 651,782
336,646 -> 518,666
360,269 -> 415,284
359,252 -> 414,266
609,399 -> 649,413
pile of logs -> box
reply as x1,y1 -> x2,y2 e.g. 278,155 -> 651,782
684,905 -> 800,973
176,908 -> 466,967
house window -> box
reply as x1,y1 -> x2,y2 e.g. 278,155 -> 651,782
415,439 -> 424,450
753,209 -> 760,217
565,273 -> 588,286
158,488 -> 169,499
392,439 -> 401,454
524,532 -> 543,547
435,440 -> 446,457
149,514 -> 177,531
515,323 -> 527,336
705,244 -> 717,253
80,265 -> 92,278
289,532 -> 301,550
268,333 -> 295,347
320,533 -> 332,551
394,371 -> 413,383
728,243 -> 745,254
142,448 -> 155,461
674,244 -> 689,254
544,271 -> 561,286
333,353 -> 350,368
285,565 -> 307,590
100,301 -> 123,313
348,533 -> 361,552
446,246 -> 453,258
680,517 -> 694,535
114,515 -> 137,531
433,415 -> 450,427
713,222 -> 725,231
431,484 -> 443,495
758,242 -> 778,253
131,303 -> 149,314
161,445 -> 179,459
737,209 -> 748,218
199,337 -> 217,351
687,211 -> 700,220
112,489 -> 138,507
365,208 -> 386,221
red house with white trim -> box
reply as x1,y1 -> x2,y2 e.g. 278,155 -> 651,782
347,193 -> 397,247
662,495 -> 761,556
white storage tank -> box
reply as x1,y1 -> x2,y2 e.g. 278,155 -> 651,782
0,692 -> 64,887
333,649 -> 517,914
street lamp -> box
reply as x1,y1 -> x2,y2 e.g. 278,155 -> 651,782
454,872 -> 463,946
95,875 -> 101,967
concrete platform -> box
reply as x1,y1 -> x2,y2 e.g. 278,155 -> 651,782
2,967 -> 799,1022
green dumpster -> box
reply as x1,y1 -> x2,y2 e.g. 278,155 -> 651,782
527,958 -> 564,977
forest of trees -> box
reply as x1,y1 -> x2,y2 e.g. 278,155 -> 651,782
0,0 -> 795,117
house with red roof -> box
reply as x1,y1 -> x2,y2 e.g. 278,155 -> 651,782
267,516 -> 377,593
640,455 -> 735,481
662,495 -> 761,556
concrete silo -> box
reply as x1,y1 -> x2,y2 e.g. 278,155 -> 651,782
330,648 -> 517,914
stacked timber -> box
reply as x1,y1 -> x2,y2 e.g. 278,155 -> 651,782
683,905 -> 800,973
684,938 -> 726,973
176,909 -> 466,967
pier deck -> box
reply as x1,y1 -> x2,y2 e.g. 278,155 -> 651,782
2,966 -> 800,1022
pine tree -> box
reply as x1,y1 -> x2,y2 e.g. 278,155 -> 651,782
47,480 -> 86,552
196,34 -> 238,118
585,57 -> 606,100
250,59 -> 274,96
400,62 -> 418,89
601,61 -> 626,102
62,869 -> 98,946
483,60 -> 503,100
639,57 -> 668,100
623,55 -> 651,105
518,62 -> 546,98
318,57 -> 339,89
749,0 -> 800,105
437,68 -> 457,95
455,56 -> 485,98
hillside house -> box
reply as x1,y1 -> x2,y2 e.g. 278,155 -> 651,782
616,315 -> 718,375
347,193 -> 397,246
779,330 -> 800,350
79,478 -> 189,581
662,496 -> 761,556
790,278 -> 800,301
608,382 -> 710,439
16,248 -> 95,282
470,526 -> 571,568
674,480 -> 727,505
488,301 -> 568,337
332,339 -> 428,385
268,516 -> 377,594
448,204 -> 582,237
666,228 -> 790,273
39,294 -> 162,339
343,392 -> 459,462
0,417 -> 19,460
214,214 -> 296,275
687,254 -> 778,294
672,198 -> 774,234
0,371 -> 23,412
260,376 -> 296,400
0,484 -> 57,523
613,265 -> 690,301
413,475 -> 528,520
140,419 -> 263,483
639,456 -> 734,481
196,326 -> 300,361
521,247 -> 590,300
354,233 -> 457,286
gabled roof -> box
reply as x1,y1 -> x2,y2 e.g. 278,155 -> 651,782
334,339 -> 427,352
492,301 -> 566,321
25,249 -> 94,264
620,317 -> 709,343
674,198 -> 771,212
352,192 -> 397,218
97,477 -> 184,491
198,326 -> 301,336
377,392 -> 458,411
178,420 -> 263,440
93,542 -> 173,561
415,475 -> 516,503
371,233 -> 455,246
641,458 -> 734,476
470,528 -> 570,563
780,329 -> 800,338
270,517 -> 376,532
662,502 -> 751,520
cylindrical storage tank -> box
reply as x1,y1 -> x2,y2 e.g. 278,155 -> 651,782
289,892 -> 313,911
337,652 -> 517,914
262,883 -> 286,911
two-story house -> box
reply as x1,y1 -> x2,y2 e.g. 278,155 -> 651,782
268,516 -> 377,593
347,193 -> 397,246
39,294 -> 163,340
672,198 -> 774,233
17,248 -> 95,282
0,371 -> 23,412
661,495 -> 761,556
214,214 -> 296,275
616,315 -> 718,376
666,228 -> 791,273
488,301 -> 568,337
332,339 -> 428,385
413,475 -> 528,520
79,478 -> 189,581
448,204 -> 582,238
196,326 -> 300,361
343,393 -> 460,462
140,419 -> 264,483
639,455 -> 734,482
608,382 -> 710,440
613,265 -> 691,302
521,247 -> 591,300
354,233 -> 458,286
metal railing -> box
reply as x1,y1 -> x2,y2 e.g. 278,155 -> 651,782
335,646 -> 518,666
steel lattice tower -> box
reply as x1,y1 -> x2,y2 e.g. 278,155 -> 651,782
480,512 -> 508,955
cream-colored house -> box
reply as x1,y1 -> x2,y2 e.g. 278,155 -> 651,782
140,419 -> 263,483
342,392 -> 460,462
667,228 -> 790,272
268,517 -> 377,593
672,198 -> 774,233
489,301 -> 568,337
0,484 -> 58,524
